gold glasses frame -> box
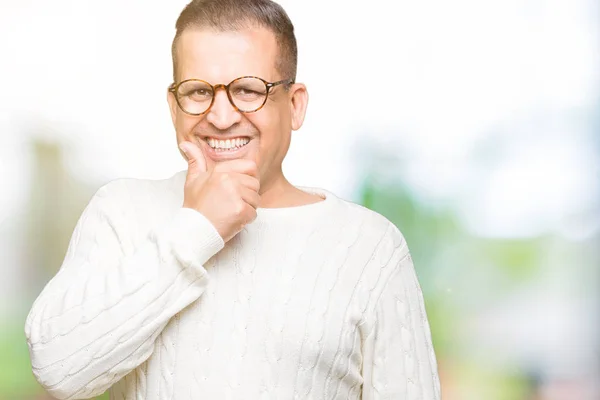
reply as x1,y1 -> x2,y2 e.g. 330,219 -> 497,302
168,76 -> 294,116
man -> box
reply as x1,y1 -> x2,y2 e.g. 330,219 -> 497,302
25,0 -> 441,398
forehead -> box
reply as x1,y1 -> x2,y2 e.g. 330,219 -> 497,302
176,27 -> 279,83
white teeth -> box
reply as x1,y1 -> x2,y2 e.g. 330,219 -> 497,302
207,137 -> 250,150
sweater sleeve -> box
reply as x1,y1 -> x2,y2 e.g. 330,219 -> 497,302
361,227 -> 441,400
24,181 -> 224,400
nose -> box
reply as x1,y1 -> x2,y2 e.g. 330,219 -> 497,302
205,86 -> 242,130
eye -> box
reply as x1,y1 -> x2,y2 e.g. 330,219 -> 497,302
233,87 -> 261,96
187,88 -> 209,96
181,87 -> 213,100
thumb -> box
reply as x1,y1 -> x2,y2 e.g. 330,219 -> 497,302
179,140 -> 207,178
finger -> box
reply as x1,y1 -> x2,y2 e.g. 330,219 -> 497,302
239,185 -> 261,209
254,149 -> 261,182
179,140 -> 207,179
214,159 -> 258,179
230,173 -> 260,193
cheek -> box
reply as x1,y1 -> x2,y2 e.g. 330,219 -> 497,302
249,105 -> 290,141
176,112 -> 201,136
248,113 -> 279,145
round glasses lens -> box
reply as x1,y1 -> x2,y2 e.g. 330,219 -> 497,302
229,77 -> 268,112
176,80 -> 213,114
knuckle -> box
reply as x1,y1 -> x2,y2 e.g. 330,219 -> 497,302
247,161 -> 258,174
219,173 -> 231,184
240,159 -> 254,170
248,208 -> 257,222
214,163 -> 227,173
233,201 -> 245,216
227,180 -> 240,194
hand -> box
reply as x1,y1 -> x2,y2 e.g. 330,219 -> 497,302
179,140 -> 261,243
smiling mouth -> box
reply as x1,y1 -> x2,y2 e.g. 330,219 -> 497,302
203,136 -> 252,153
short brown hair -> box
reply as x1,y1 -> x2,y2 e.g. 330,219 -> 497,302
171,0 -> 298,83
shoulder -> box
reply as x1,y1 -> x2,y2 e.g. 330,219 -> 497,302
331,192 -> 407,253
91,170 -> 185,213
325,191 -> 412,316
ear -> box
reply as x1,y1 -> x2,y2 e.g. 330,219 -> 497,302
167,87 -> 178,128
289,83 -> 308,131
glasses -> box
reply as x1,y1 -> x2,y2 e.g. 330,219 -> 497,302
168,76 -> 294,116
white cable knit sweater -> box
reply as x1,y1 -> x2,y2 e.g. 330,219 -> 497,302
25,169 -> 440,400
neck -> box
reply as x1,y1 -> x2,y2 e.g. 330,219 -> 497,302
258,171 -> 299,208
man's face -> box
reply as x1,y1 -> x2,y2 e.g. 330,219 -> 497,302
168,27 -> 304,187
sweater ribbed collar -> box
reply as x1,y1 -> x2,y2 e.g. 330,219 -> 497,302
170,169 -> 339,224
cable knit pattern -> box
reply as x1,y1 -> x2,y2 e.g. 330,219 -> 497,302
25,169 -> 440,399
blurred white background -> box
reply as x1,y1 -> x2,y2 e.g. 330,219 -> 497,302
1,0 -> 598,398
